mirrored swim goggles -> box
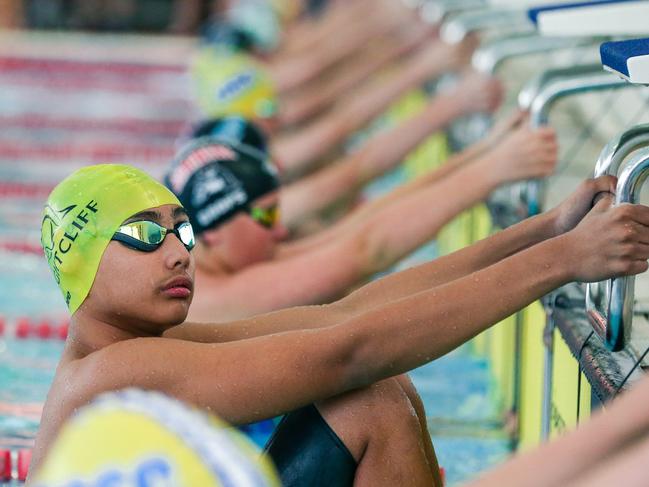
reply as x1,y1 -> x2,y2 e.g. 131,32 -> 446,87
112,220 -> 196,252
249,204 -> 280,229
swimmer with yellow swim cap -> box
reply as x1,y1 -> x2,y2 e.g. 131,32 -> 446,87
40,164 -> 186,315
192,50 -> 279,126
33,389 -> 278,487
33,163 -> 645,487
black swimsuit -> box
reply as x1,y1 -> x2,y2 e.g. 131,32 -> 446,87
264,404 -> 357,486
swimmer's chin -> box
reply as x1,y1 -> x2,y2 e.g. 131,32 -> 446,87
158,299 -> 193,328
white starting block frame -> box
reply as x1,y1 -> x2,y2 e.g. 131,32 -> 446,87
528,1 -> 649,37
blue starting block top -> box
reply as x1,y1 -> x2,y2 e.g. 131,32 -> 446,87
527,0 -> 649,36
601,38 -> 649,84
528,0 -> 637,25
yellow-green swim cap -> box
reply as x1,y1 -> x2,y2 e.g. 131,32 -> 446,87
192,49 -> 278,120
40,164 -> 181,314
32,389 -> 280,487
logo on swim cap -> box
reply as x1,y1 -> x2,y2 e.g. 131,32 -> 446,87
169,145 -> 237,194
41,206 -> 66,285
216,72 -> 255,102
44,456 -> 174,487
192,51 -> 277,120
192,164 -> 245,207
41,200 -> 100,306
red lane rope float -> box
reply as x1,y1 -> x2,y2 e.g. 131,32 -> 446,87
0,241 -> 44,255
0,403 -> 43,420
0,141 -> 175,162
0,74 -> 190,96
0,181 -> 54,198
18,450 -> 30,482
0,115 -> 186,137
0,317 -> 68,341
18,450 -> 32,482
0,449 -> 32,483
0,56 -> 186,75
0,450 -> 10,482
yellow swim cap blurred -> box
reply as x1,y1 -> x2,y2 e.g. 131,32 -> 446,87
32,389 -> 279,487
192,50 -> 278,120
40,164 -> 181,314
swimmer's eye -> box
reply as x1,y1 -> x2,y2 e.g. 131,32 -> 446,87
112,220 -> 195,252
249,205 -> 279,229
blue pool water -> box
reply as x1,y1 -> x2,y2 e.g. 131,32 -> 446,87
0,340 -> 63,447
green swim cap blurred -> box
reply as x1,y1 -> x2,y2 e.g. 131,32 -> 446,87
40,164 -> 181,314
192,50 -> 278,120
32,389 -> 279,487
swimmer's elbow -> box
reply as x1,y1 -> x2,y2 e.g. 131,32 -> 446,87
326,323 -> 381,392
353,225 -> 394,277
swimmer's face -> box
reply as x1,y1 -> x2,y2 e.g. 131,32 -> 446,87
198,190 -> 286,271
84,204 -> 195,335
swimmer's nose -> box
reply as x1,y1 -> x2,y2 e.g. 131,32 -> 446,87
272,223 -> 290,242
162,231 -> 191,270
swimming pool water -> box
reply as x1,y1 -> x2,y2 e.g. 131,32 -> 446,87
0,339 -> 63,449
411,350 -> 512,486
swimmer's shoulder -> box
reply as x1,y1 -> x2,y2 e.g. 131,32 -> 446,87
72,336 -> 212,387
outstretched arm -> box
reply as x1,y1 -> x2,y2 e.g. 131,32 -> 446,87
275,0 -> 386,61
270,0 -> 413,94
279,73 -> 500,229
279,24 -> 431,126
272,38 -> 479,177
111,199 -> 649,428
334,176 -> 615,313
278,120 -> 556,258
171,176 -> 618,341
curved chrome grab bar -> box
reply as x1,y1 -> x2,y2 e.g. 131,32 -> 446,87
451,36 -> 601,151
420,0 -> 487,24
594,123 -> 649,178
440,8 -> 532,44
586,149 -> 649,351
518,64 -> 606,111
472,35 -> 598,75
523,69 -> 630,217
586,127 -> 649,351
